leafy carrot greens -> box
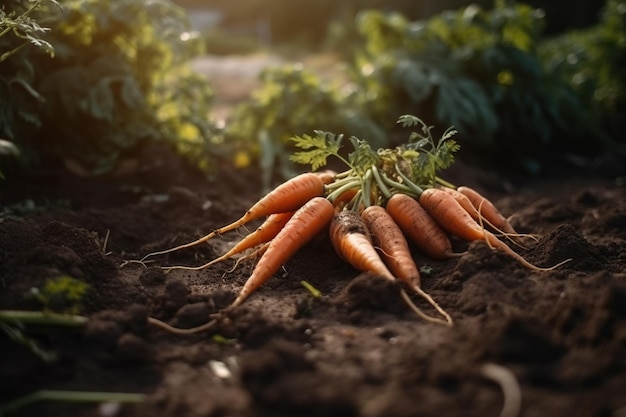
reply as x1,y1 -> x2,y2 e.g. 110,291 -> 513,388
290,115 -> 460,206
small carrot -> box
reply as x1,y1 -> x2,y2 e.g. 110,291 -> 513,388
163,211 -> 295,272
315,169 -> 337,185
439,186 -> 531,248
418,188 -> 568,271
329,209 -> 395,282
361,205 -> 452,325
385,193 -> 463,260
456,186 -> 519,238
232,196 -> 335,307
141,172 -> 325,261
331,187 -> 359,209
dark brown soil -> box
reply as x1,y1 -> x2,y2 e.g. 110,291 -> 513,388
1,144 -> 625,417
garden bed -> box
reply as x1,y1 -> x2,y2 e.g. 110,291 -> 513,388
0,143 -> 625,417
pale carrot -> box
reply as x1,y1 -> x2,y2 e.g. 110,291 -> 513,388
329,209 -> 395,281
418,188 -> 569,271
440,186 -> 531,247
385,193 -> 464,260
315,170 -> 337,185
163,211 -> 295,272
456,186 -> 519,237
141,172 -> 325,261
232,196 -> 335,307
361,205 -> 452,325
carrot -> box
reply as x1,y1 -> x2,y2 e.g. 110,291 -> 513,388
361,205 -> 452,325
456,186 -> 519,237
329,209 -> 395,281
163,211 -> 295,272
385,193 -> 464,260
418,188 -> 568,271
232,196 -> 335,307
332,187 -> 359,209
141,172 -> 325,261
315,170 -> 337,185
361,205 -> 421,287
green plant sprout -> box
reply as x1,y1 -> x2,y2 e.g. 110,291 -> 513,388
300,280 -> 322,298
27,275 -> 90,314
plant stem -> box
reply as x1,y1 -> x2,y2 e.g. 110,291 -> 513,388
0,390 -> 145,415
0,310 -> 88,327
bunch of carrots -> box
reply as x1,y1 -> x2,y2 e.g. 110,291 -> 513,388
139,115 -> 568,331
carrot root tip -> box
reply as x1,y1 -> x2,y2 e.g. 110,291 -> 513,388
399,289 -> 453,327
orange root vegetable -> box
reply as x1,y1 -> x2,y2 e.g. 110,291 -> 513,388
361,205 -> 421,287
385,193 -> 464,260
141,172 -> 325,261
315,170 -> 337,185
332,187 -> 359,209
418,188 -> 568,271
456,186 -> 519,237
232,196 -> 335,307
163,211 -> 295,272
329,210 -> 395,281
361,205 -> 453,326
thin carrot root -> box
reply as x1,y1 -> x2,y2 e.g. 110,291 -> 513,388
481,363 -> 522,417
399,289 -> 453,327
419,188 -> 570,272
483,231 -> 572,271
404,284 -> 453,326
147,316 -> 218,335
225,243 -> 270,274
140,173 -> 325,262
440,186 -> 529,250
232,197 -> 336,307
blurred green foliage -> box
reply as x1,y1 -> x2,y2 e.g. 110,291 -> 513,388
229,1 -> 624,177
2,0 -> 624,183
539,0 -> 626,137
27,275 -> 89,314
0,0 -> 219,176
227,65 -> 385,189
350,1 -> 610,172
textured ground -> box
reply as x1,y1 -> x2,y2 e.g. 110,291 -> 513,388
1,140 -> 625,417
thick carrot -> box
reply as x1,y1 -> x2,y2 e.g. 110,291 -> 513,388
456,186 -> 518,237
385,193 -> 463,260
141,172 -> 325,261
329,210 -> 395,281
232,196 -> 335,307
333,208 -> 452,326
163,211 -> 295,272
418,188 -> 567,271
361,205 -> 421,287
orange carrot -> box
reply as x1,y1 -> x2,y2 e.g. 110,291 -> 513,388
385,193 -> 463,260
332,208 -> 452,325
329,209 -> 395,281
332,187 -> 359,209
141,172 -> 325,261
456,186 -> 518,237
163,211 -> 295,272
232,196 -> 335,307
418,188 -> 567,271
315,170 -> 337,185
360,205 -> 421,288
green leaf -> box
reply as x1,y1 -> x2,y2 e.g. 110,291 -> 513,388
289,131 -> 343,171
347,136 -> 379,175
